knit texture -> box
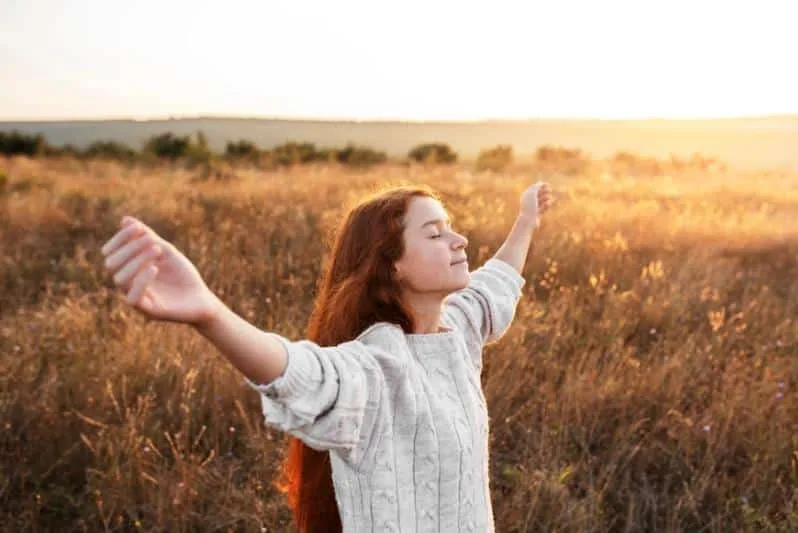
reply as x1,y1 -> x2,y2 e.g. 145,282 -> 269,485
246,258 -> 525,532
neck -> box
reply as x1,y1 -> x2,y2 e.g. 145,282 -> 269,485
402,290 -> 450,334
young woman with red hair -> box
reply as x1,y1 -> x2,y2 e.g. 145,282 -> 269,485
100,182 -> 553,532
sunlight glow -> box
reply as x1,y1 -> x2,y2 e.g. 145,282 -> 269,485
0,0 -> 796,121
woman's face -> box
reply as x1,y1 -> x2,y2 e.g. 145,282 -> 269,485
393,196 -> 470,295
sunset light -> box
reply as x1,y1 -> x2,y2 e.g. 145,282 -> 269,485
1,0 -> 796,121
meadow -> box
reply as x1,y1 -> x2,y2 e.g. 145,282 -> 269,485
1,154 -> 797,532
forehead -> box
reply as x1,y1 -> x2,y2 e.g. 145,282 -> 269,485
404,196 -> 448,227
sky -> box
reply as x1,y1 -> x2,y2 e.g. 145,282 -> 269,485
1,0 -> 797,121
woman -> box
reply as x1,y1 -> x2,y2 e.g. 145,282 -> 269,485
100,182 -> 553,532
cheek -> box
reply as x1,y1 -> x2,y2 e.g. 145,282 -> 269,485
399,242 -> 459,289
407,241 -> 448,268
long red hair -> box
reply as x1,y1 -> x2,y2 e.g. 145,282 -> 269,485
275,185 -> 439,532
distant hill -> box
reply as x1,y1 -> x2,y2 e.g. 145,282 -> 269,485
2,116 -> 797,169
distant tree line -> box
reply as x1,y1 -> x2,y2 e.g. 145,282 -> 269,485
0,129 -> 437,168
0,129 -> 726,174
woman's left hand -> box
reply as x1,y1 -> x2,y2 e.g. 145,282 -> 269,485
519,182 -> 554,227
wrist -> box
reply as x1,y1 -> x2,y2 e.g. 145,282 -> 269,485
516,213 -> 539,230
192,291 -> 226,334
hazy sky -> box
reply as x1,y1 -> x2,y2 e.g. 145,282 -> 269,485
2,0 -> 796,121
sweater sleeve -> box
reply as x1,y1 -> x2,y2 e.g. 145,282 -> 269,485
444,257 -> 526,352
244,327 -> 405,467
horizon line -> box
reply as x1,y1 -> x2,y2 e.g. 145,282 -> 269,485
2,112 -> 798,124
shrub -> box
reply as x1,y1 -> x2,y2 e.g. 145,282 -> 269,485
610,151 -> 663,175
334,144 -> 387,167
535,145 -> 590,175
535,145 -> 587,164
41,144 -> 82,158
270,142 -> 320,166
186,130 -> 213,166
476,144 -> 514,172
143,132 -> 192,160
313,147 -> 340,164
408,143 -> 458,164
225,139 -> 260,160
142,131 -> 212,165
0,130 -> 46,156
83,141 -> 137,161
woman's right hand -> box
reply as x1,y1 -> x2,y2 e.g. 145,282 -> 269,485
101,216 -> 222,327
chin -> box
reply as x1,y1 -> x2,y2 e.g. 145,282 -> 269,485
453,270 -> 470,290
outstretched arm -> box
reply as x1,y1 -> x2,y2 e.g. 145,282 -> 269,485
443,182 -> 554,359
194,296 -> 288,386
493,182 -> 553,274
100,216 -> 397,461
493,214 -> 538,274
192,299 -> 397,461
101,215 -> 288,387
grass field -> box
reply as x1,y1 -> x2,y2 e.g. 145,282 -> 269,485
1,155 -> 797,532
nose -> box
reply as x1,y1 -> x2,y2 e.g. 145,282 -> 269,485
452,231 -> 468,250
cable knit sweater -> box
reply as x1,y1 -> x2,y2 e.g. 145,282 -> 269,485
246,258 -> 525,532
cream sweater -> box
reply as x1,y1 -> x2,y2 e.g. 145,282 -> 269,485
246,258 -> 525,532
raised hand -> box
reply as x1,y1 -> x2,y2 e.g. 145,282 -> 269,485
100,216 -> 221,326
519,182 -> 554,227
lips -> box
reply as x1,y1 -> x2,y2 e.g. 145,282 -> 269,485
451,258 -> 468,265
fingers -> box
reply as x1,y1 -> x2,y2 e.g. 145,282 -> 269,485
113,243 -> 162,290
104,234 -> 156,274
100,217 -> 167,309
536,182 -> 555,212
101,222 -> 140,257
539,192 -> 554,205
101,217 -> 160,257
535,182 -> 551,199
127,265 -> 159,306
102,217 -> 165,277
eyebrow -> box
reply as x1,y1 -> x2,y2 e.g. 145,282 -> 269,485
420,217 -> 452,229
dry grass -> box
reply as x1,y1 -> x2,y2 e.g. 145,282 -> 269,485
1,155 -> 797,532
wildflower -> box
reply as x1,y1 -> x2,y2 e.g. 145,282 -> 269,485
776,392 -> 784,399
708,309 -> 725,332
703,424 -> 710,432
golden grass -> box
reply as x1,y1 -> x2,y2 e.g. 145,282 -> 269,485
1,156 -> 797,532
